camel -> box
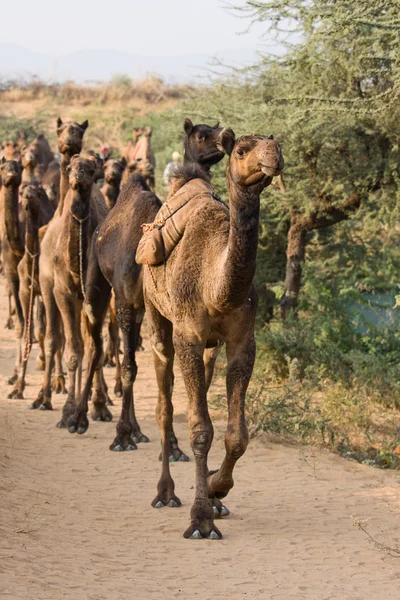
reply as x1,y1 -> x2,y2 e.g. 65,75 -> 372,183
27,134 -> 55,179
29,118 -> 90,411
41,161 -> 61,209
100,157 -> 126,210
20,146 -> 40,184
0,159 -> 25,380
122,127 -> 156,188
66,119 -> 227,456
143,130 -> 284,539
31,155 -> 109,420
1,141 -> 20,161
8,182 -> 55,399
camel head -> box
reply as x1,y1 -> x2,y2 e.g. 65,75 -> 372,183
43,183 -> 57,206
143,126 -> 153,138
104,157 -> 126,185
83,150 -> 104,182
21,146 -> 38,170
0,157 -> 22,186
217,130 -> 284,189
57,117 -> 88,157
20,182 -> 43,218
183,119 -> 225,168
132,127 -> 144,143
67,155 -> 96,191
1,141 -> 20,161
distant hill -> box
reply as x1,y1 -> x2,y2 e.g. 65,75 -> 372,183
0,44 -> 259,84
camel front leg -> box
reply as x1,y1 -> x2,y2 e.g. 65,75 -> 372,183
148,306 -> 181,508
30,287 -> 60,410
8,282 -> 31,399
207,335 -> 254,506
35,297 -> 46,371
174,331 -> 221,540
6,272 -> 24,385
109,302 -> 148,451
55,291 -> 83,428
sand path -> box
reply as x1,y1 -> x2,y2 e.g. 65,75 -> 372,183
1,287 -> 400,599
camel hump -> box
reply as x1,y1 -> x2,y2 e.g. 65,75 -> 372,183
136,178 -> 216,266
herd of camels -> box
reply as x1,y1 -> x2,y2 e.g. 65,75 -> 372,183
0,117 -> 284,539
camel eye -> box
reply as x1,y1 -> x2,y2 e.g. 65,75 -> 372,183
236,148 -> 245,157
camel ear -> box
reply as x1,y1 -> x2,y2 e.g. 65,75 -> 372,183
57,117 -> 63,129
216,128 -> 235,156
213,122 -> 220,129
22,145 -> 27,152
184,118 -> 193,137
80,120 -> 89,132
268,134 -> 274,140
120,156 -> 127,168
0,156 -> 6,165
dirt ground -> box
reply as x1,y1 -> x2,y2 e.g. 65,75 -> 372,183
1,287 -> 400,600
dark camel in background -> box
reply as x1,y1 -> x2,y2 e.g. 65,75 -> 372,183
8,182 -> 54,399
144,129 -> 284,539
67,120 -> 227,456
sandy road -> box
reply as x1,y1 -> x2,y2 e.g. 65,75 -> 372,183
1,285 -> 400,600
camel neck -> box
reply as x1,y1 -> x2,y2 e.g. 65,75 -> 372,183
58,155 -> 71,216
25,209 -> 40,260
21,166 -> 36,184
214,177 -> 260,312
67,188 -> 92,278
102,182 -> 119,210
3,183 -> 24,258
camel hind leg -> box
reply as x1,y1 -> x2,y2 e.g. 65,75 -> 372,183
67,254 -> 112,434
149,307 -> 181,508
35,297 -> 46,371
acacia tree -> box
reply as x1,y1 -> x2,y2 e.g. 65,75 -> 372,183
184,0 -> 400,320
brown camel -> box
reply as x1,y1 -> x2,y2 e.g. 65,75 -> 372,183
0,159 -> 25,381
31,155 -> 109,423
1,141 -> 20,161
122,127 -> 155,188
20,146 -> 39,184
66,119 -> 227,456
41,161 -> 61,209
100,157 -> 126,210
27,134 -> 55,179
143,130 -> 283,539
30,118 -> 90,411
8,182 -> 55,399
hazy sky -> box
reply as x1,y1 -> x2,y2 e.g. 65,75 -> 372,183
2,0 -> 267,56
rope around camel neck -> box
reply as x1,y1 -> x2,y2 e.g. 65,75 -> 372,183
23,246 -> 38,363
70,209 -> 89,301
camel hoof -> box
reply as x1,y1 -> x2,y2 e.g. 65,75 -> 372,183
213,504 -> 230,518
7,374 -> 18,385
7,390 -> 24,399
191,530 -> 202,539
168,498 -> 180,508
4,318 -> 14,330
152,494 -> 181,509
36,356 -> 45,371
56,420 -> 66,429
114,389 -> 122,398
132,432 -> 149,444
208,530 -> 221,540
91,404 -> 113,423
106,397 -> 114,407
110,436 -> 138,452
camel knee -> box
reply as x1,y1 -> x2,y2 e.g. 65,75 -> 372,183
225,428 -> 249,460
66,354 -> 80,371
121,362 -> 137,387
190,426 -> 213,458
